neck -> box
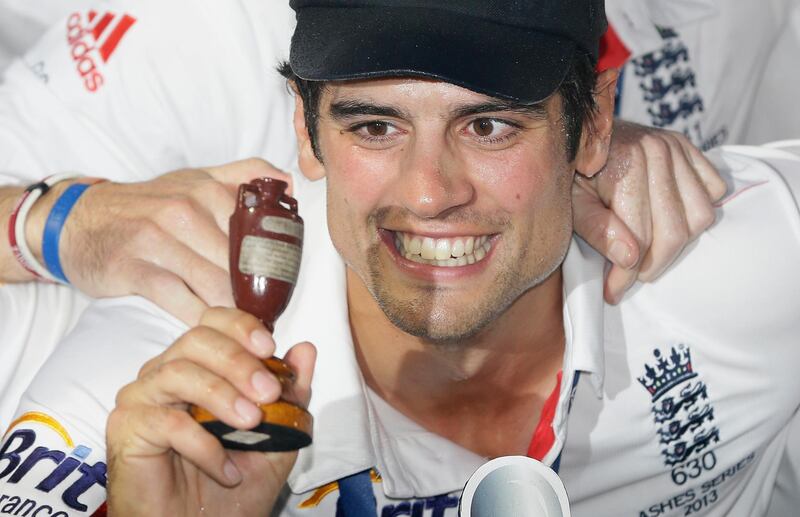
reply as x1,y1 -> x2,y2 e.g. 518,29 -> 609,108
347,268 -> 565,457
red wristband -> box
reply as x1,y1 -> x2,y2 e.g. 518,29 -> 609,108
8,187 -> 42,277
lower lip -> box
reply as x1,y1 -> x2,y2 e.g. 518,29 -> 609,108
379,230 -> 496,280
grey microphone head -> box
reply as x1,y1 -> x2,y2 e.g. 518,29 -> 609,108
459,456 -> 571,517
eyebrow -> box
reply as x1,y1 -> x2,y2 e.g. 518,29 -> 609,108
327,97 -> 548,122
451,100 -> 548,120
328,100 -> 409,121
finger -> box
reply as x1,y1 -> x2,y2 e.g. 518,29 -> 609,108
199,306 -> 277,358
593,144 -> 654,261
282,342 -> 317,408
141,324 -> 281,406
141,233 -> 234,311
120,357 -> 265,431
604,265 -> 638,305
108,405 -> 242,487
665,137 -> 717,238
127,261 -> 208,325
638,142 -> 690,282
187,178 -> 238,236
679,136 -> 727,201
205,158 -> 294,194
153,197 -> 230,270
572,178 -> 639,269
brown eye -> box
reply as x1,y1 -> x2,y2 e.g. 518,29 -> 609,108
472,119 -> 494,137
366,121 -> 389,136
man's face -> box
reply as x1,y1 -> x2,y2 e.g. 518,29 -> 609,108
313,78 -> 577,344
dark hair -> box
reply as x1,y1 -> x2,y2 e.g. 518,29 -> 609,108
278,52 -> 598,162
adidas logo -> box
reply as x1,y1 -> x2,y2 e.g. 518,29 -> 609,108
66,10 -> 137,92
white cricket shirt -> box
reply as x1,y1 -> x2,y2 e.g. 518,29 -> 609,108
1,144 -> 798,516
607,0 -> 800,148
0,0 -> 297,429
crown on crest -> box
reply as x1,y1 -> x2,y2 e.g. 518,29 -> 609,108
637,345 -> 697,401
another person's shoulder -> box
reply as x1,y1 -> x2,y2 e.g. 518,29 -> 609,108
0,283 -> 90,426
0,297 -> 185,508
0,295 -> 184,514
22,295 -> 187,411
20,0 -> 293,94
632,141 -> 800,326
5,295 -> 186,434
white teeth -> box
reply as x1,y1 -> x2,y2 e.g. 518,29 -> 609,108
465,236 -> 475,254
452,239 -> 465,258
435,239 -> 451,260
409,236 -> 422,254
394,231 -> 493,267
421,237 -> 436,260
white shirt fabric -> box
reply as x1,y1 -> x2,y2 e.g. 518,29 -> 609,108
0,0 -> 297,429
2,0 -> 800,439
1,144 -> 798,516
0,0 -> 92,73
607,0 -> 800,149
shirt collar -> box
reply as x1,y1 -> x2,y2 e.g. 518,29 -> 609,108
562,237 -> 606,398
280,177 -> 607,496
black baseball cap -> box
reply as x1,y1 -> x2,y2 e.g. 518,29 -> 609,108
289,0 -> 606,104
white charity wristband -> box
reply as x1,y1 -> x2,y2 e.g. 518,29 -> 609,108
14,173 -> 82,282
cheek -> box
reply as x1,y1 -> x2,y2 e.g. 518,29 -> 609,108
321,131 -> 396,208
323,138 -> 398,265
470,133 -> 571,213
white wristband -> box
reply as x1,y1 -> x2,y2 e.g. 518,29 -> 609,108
14,173 -> 82,282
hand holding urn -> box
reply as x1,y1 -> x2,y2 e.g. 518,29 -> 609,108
190,177 -> 312,452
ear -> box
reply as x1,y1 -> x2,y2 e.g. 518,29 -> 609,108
574,68 -> 618,178
292,83 -> 326,180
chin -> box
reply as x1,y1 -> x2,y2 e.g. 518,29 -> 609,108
372,288 -> 506,347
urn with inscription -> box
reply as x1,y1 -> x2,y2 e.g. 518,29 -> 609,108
190,177 -> 313,452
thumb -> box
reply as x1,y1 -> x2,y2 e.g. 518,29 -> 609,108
572,181 -> 639,270
206,158 -> 293,194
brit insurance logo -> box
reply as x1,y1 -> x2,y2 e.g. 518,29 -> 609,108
0,412 -> 107,516
66,10 -> 137,93
638,345 -> 720,486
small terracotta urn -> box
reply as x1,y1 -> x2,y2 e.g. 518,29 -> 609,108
190,177 -> 312,451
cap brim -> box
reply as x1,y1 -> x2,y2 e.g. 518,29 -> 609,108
290,6 -> 576,104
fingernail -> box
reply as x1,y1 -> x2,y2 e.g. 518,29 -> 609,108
234,397 -> 262,424
251,370 -> 279,402
249,329 -> 273,357
609,241 -> 635,269
224,459 -> 242,485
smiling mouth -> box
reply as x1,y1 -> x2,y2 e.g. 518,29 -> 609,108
392,231 -> 494,267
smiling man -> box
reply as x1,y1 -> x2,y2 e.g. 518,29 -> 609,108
3,1 -> 797,516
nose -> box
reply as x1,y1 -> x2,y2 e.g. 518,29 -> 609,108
395,135 -> 475,219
